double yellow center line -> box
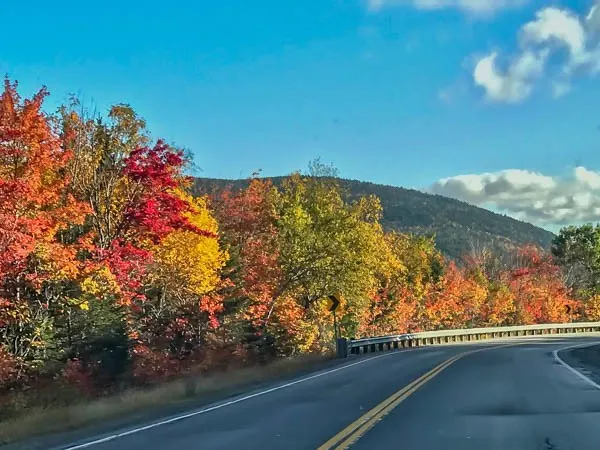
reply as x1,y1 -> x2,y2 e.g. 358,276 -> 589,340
318,344 -> 513,450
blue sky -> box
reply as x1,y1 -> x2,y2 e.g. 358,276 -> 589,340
2,0 -> 600,229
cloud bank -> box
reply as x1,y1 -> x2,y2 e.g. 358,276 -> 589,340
474,4 -> 600,102
430,167 -> 600,228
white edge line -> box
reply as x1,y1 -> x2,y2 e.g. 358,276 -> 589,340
553,341 -> 600,390
62,350 -> 406,449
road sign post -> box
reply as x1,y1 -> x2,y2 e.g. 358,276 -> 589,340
333,309 -> 338,340
326,294 -> 343,356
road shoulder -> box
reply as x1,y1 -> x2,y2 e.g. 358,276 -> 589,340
3,355 -> 349,450
555,343 -> 600,388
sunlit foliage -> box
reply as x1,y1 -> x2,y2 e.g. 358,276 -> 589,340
0,79 -> 590,402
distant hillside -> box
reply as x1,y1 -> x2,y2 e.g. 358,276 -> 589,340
192,177 -> 555,260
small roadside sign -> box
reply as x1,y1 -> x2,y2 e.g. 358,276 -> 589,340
326,294 -> 340,312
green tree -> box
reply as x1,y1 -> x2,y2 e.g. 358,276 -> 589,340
551,224 -> 600,298
268,173 -> 386,340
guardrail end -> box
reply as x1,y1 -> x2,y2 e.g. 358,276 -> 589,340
336,338 -> 348,358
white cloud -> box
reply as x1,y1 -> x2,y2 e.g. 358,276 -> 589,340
367,0 -> 527,15
587,4 -> 600,31
521,8 -> 586,58
473,5 -> 600,102
430,167 -> 600,227
574,166 -> 600,189
473,50 -> 548,103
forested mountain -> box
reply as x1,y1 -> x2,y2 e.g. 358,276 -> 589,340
192,177 -> 555,260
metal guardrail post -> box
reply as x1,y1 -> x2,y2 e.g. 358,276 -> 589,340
336,338 -> 349,358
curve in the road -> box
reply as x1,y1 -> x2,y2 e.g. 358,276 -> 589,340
553,342 -> 600,390
47,338 -> 600,450
318,343 -> 518,450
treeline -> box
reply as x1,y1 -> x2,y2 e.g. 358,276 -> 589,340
193,177 -> 556,260
0,80 -> 596,412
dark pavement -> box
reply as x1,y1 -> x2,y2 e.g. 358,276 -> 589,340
354,339 -> 600,450
47,338 -> 600,450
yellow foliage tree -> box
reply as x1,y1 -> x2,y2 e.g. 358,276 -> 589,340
585,295 -> 600,321
149,191 -> 228,311
272,173 -> 390,348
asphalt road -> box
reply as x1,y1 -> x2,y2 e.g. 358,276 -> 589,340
47,337 -> 600,450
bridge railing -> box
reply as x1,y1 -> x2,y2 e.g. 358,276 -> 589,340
335,321 -> 600,357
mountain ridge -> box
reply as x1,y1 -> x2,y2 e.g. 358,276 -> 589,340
192,176 -> 555,260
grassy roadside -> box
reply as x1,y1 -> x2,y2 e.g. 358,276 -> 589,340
0,353 -> 335,446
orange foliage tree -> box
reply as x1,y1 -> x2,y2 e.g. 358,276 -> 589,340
0,80 -> 88,371
508,245 -> 579,324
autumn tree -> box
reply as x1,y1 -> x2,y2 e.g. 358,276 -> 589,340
482,280 -> 516,326
59,102 -> 210,296
508,245 -> 579,324
357,232 -> 407,338
463,239 -> 506,282
270,173 -> 387,351
423,261 -> 488,330
0,80 -> 88,370
141,191 -> 227,355
55,101 -> 220,383
359,233 -> 445,337
210,178 -> 283,356
59,103 -> 150,249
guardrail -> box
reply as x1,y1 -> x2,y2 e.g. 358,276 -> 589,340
335,321 -> 600,357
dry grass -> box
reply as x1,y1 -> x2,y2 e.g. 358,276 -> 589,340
0,353 -> 333,445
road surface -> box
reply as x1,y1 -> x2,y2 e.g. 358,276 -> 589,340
41,338 -> 600,449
